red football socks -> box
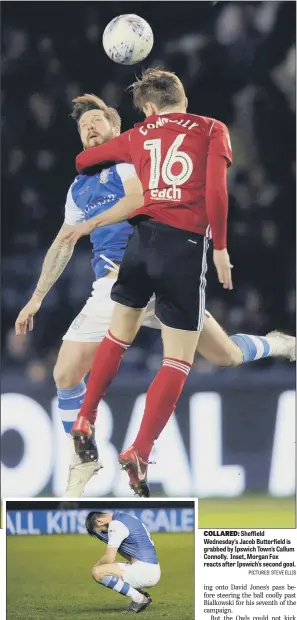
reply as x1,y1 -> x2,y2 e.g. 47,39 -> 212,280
133,358 -> 192,461
78,330 -> 130,425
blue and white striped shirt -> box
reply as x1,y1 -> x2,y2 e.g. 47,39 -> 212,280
64,164 -> 135,279
95,511 -> 159,564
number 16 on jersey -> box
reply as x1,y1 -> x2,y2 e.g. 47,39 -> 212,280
144,134 -> 194,202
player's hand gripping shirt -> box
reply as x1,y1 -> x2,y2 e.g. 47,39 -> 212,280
76,114 -> 232,249
94,511 -> 159,564
64,163 -> 135,278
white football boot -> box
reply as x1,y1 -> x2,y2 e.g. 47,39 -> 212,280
265,331 -> 296,362
65,436 -> 103,497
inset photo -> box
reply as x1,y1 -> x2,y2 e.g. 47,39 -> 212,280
5,499 -> 196,619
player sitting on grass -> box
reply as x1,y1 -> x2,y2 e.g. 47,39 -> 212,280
85,510 -> 161,614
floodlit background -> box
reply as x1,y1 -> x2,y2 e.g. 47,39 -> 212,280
1,1 -> 295,524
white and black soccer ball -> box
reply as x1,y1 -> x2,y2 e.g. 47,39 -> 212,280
102,14 -> 154,65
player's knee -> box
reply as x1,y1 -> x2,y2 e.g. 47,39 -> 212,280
92,565 -> 109,582
91,565 -> 101,582
53,361 -> 82,389
218,341 -> 243,367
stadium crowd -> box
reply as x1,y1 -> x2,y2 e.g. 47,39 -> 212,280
2,1 -> 295,382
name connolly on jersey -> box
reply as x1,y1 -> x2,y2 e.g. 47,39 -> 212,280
150,186 -> 181,201
139,117 -> 199,135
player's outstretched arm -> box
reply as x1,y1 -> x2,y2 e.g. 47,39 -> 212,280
90,175 -> 143,227
15,223 -> 77,335
60,176 -> 143,244
76,130 -> 132,173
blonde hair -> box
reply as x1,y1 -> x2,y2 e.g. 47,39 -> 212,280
131,68 -> 186,111
71,93 -> 121,132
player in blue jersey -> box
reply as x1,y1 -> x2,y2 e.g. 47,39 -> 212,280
15,93 -> 295,499
15,94 -> 147,494
85,510 -> 160,614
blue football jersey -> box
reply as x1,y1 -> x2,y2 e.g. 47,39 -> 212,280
95,510 -> 159,564
64,164 -> 135,279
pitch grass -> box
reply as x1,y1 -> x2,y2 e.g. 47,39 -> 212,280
198,495 -> 296,528
7,532 -> 194,620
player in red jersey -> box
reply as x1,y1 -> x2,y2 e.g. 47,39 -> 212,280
75,74 -> 232,258
60,69 -> 236,496
60,68 -> 234,496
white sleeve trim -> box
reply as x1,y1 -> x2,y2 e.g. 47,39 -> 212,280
107,520 -> 130,549
209,119 -> 215,136
116,163 -> 137,184
64,183 -> 85,225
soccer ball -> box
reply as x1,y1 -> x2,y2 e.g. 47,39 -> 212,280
102,14 -> 154,65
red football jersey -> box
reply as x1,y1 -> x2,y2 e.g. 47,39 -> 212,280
76,113 -> 232,249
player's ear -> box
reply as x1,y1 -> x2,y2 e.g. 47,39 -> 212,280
143,102 -> 156,118
185,97 -> 188,110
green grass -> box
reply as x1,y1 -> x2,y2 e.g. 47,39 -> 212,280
7,532 -> 194,620
198,495 -> 296,528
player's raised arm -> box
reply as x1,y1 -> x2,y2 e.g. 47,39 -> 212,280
206,120 -> 233,290
15,184 -> 84,335
76,130 -> 132,173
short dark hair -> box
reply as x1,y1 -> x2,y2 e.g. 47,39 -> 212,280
71,94 -> 121,132
85,511 -> 109,536
131,67 -> 186,111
